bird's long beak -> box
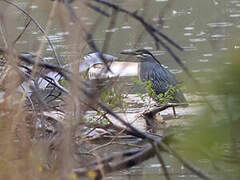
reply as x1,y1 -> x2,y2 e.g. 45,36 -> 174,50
120,50 -> 138,56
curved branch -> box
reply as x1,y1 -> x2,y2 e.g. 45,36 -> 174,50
2,0 -> 62,66
12,19 -> 31,45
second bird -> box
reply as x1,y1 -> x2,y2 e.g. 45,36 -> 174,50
121,49 -> 187,105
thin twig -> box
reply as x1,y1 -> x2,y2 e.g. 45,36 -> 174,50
151,141 -> 171,180
157,141 -> 212,180
12,19 -> 31,46
2,0 -> 62,66
143,103 -> 188,117
73,145 -> 154,176
86,2 -> 110,17
0,47 -> 69,79
102,9 -> 118,52
0,19 -> 8,48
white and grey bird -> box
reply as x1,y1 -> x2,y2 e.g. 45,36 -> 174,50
10,52 -> 117,99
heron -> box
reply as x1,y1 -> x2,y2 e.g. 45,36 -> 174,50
121,49 -> 188,115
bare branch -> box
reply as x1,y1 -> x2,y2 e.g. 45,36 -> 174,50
12,19 -> 31,46
2,0 -> 62,66
86,2 -> 110,17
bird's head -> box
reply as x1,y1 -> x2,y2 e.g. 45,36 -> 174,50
120,49 -> 156,62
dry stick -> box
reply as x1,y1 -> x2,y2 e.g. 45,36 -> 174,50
158,0 -> 175,25
87,148 -> 143,167
97,100 -> 157,140
102,9 -> 118,52
0,21 -> 8,48
88,141 -> 112,153
74,145 -> 157,176
12,19 -> 31,46
133,30 -> 145,48
88,127 -> 126,153
20,64 -> 69,94
83,113 -> 109,137
86,2 -> 110,17
17,67 -> 51,109
151,141 -> 171,180
2,0 -> 62,67
143,103 -> 188,117
141,0 -> 150,18
158,141 -> 212,180
133,0 -> 150,48
73,145 -> 153,175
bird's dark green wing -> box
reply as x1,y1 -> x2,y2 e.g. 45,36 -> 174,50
149,64 -> 178,94
150,65 -> 187,103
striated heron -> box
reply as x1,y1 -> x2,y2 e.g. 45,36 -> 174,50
121,49 -> 188,115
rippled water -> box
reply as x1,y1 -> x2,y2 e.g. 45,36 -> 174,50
8,0 -> 240,83
4,0 -> 240,179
